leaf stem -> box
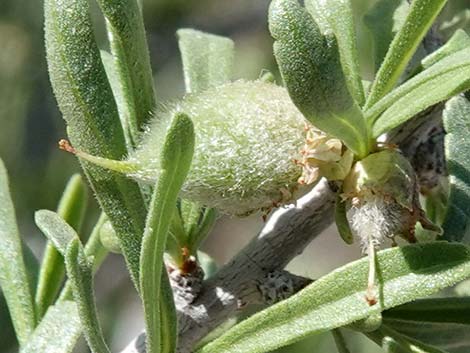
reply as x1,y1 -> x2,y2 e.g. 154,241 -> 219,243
366,234 -> 378,306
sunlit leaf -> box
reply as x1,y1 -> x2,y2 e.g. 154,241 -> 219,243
199,242 -> 470,353
363,0 -> 409,71
96,0 -> 155,147
365,0 -> 448,108
366,48 -> 470,137
35,210 -> 78,255
442,95 -> 470,242
268,0 -> 370,158
140,113 -> 194,353
421,29 -> 470,70
305,0 -> 364,105
178,29 -> 234,94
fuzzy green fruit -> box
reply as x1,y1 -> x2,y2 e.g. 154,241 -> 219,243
130,80 -> 308,216
63,80 -> 345,216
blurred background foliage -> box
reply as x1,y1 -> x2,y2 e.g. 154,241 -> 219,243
0,0 -> 469,352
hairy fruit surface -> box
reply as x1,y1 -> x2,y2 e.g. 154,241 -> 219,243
130,80 -> 310,215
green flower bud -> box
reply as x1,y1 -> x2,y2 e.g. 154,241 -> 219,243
342,149 -> 440,251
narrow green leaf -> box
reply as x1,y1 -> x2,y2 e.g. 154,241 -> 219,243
35,210 -> 78,256
421,29 -> 470,70
45,0 -> 147,288
268,0 -> 370,158
59,214 -> 108,302
96,0 -> 156,147
305,0 -> 365,105
366,48 -> 470,137
335,195 -> 354,245
159,272 -> 178,353
35,174 -> 88,319
36,210 -> 109,304
140,113 -> 194,353
65,238 -> 110,353
101,50 -> 134,148
366,325 -> 447,353
20,301 -> 81,353
175,24 -> 224,256
365,0 -> 448,108
442,95 -> 470,242
176,200 -> 217,253
188,207 -> 217,253
385,297 -> 470,325
179,200 -> 203,238
0,159 -> 35,345
199,242 -> 470,353
177,29 -> 235,94
56,174 -> 88,231
384,318 -> 470,353
363,0 -> 409,72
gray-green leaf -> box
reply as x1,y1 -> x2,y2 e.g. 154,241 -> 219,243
335,195 -> 354,245
0,159 -> 35,345
363,0 -> 409,72
44,0 -> 147,288
305,0 -> 364,105
59,214 -> 108,302
96,0 -> 156,147
198,242 -> 470,353
65,238 -> 110,353
442,95 -> 470,242
178,29 -> 235,94
140,113 -> 195,353
35,210 -> 79,256
421,29 -> 470,70
268,0 -> 370,158
20,301 -> 81,353
366,48 -> 470,137
35,174 -> 88,319
365,0 -> 448,108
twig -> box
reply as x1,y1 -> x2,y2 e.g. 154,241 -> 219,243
121,179 -> 335,353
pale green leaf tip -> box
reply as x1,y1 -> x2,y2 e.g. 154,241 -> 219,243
177,28 -> 234,45
65,237 -> 80,262
160,112 -> 195,170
